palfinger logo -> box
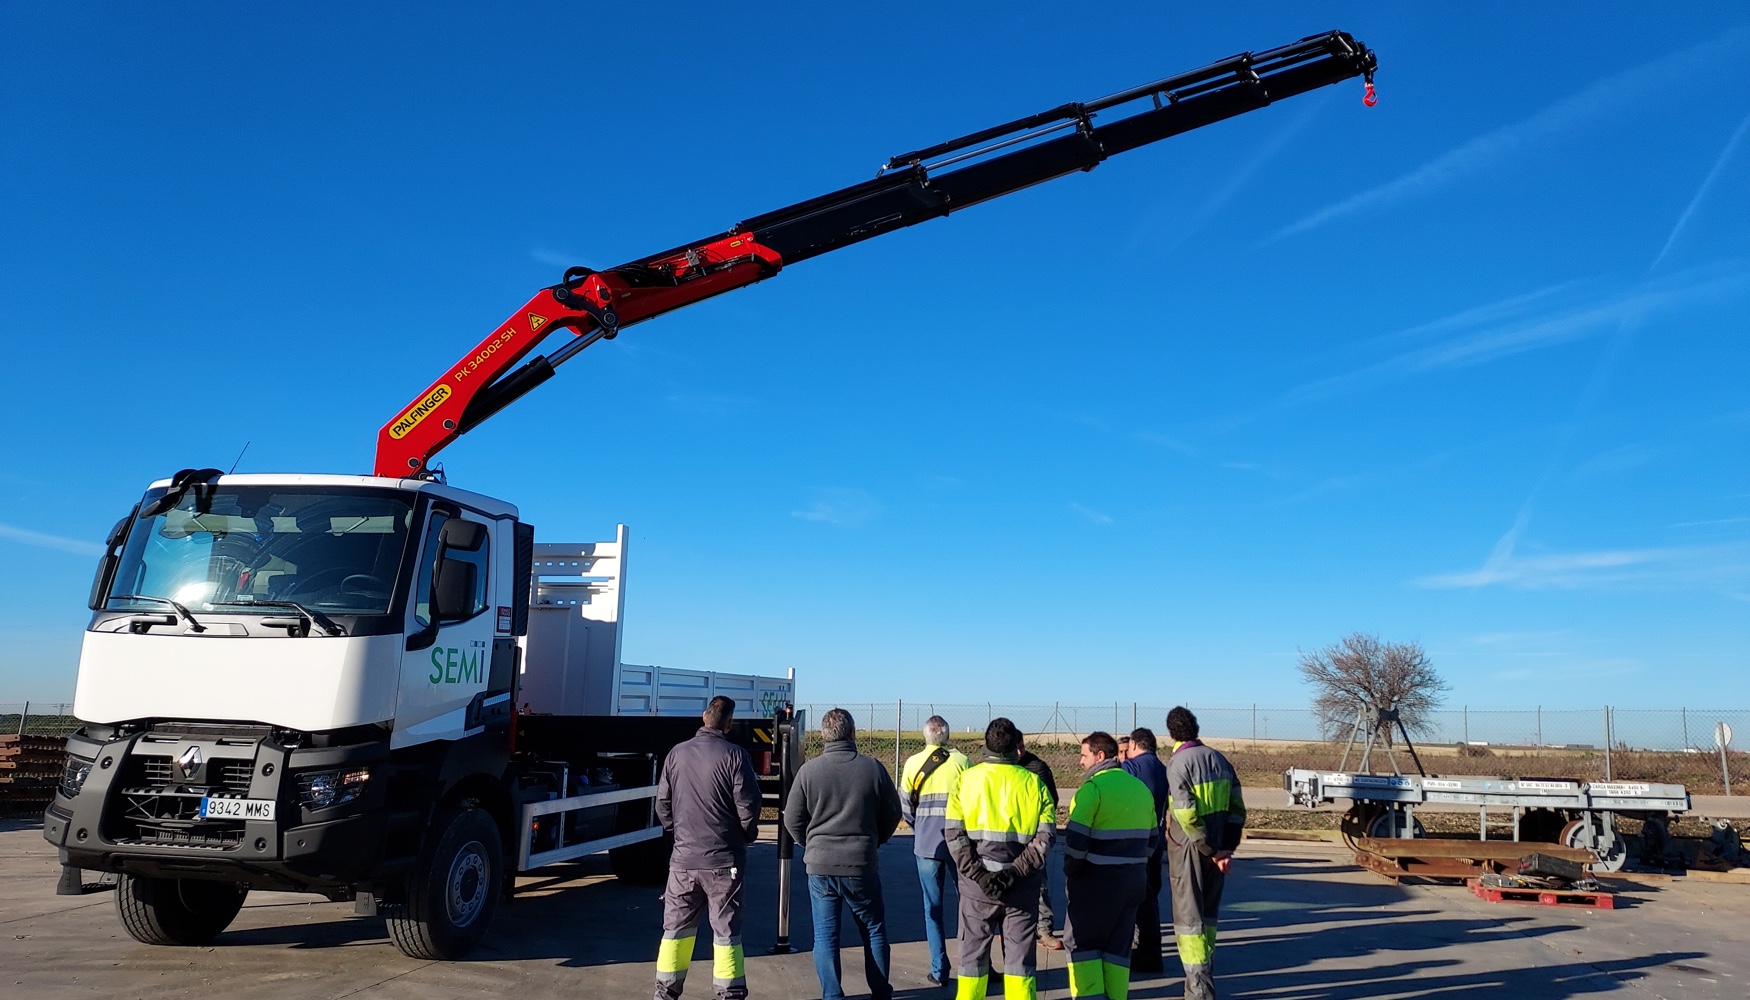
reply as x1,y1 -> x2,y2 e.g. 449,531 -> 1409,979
389,384 -> 452,440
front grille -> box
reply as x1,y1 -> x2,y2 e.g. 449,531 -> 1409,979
104,747 -> 262,852
138,755 -> 174,783
217,760 -> 254,794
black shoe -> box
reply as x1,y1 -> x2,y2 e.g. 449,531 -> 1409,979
925,974 -> 944,986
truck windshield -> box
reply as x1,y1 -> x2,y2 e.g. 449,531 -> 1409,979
105,486 -> 418,617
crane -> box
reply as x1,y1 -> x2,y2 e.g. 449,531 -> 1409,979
374,30 -> 1376,479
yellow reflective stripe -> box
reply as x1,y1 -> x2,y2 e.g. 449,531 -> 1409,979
1103,960 -> 1131,1000
712,942 -> 744,982
1175,928 -> 1216,965
656,934 -> 694,973
1002,972 -> 1037,1000
1067,957 -> 1104,996
1192,778 -> 1231,814
1172,805 -> 1200,834
956,972 -> 989,1000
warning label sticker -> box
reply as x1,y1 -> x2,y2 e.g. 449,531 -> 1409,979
527,313 -> 548,333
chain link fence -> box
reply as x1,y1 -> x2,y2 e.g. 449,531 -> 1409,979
0,703 -> 77,738
793,702 -> 1750,795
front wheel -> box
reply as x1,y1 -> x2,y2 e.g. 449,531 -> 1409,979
385,806 -> 504,960
115,874 -> 247,945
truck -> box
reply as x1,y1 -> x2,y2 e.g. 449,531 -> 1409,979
43,30 -> 1377,958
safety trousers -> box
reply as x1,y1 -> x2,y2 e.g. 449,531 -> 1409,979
955,871 -> 1044,1000
656,866 -> 747,1000
1166,836 -> 1225,1000
1063,864 -> 1147,999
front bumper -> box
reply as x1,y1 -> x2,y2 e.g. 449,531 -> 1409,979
44,726 -> 388,892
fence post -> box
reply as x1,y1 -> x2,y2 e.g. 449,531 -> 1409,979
1132,702 -> 1137,731
1683,707 -> 1689,750
1463,705 -> 1468,744
1536,706 -> 1542,748
1602,706 -> 1612,780
1252,704 -> 1257,744
17,701 -> 27,736
896,699 -> 903,779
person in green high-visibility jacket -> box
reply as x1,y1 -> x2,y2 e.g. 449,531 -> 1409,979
1163,707 -> 1245,1000
1062,731 -> 1158,999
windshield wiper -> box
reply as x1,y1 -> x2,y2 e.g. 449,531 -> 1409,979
109,594 -> 206,633
208,600 -> 347,637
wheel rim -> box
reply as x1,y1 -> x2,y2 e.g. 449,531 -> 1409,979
446,839 -> 489,928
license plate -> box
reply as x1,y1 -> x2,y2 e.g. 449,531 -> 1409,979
199,797 -> 276,820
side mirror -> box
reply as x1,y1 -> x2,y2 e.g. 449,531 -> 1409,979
431,556 -> 478,624
87,509 -> 137,611
440,518 -> 486,551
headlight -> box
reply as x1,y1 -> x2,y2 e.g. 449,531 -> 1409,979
297,767 -> 370,809
60,756 -> 95,798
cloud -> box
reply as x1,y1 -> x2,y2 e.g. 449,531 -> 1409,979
791,488 -> 883,528
0,522 -> 105,557
530,247 -> 589,269
1417,543 -> 1748,590
1571,444 -> 1656,478
1269,27 -> 1750,242
1652,110 -> 1750,270
1277,263 -> 1750,407
1068,502 -> 1113,525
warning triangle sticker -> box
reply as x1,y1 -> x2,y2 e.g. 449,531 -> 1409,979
527,313 -> 548,333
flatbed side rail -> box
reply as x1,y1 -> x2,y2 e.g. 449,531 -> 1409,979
518,785 -> 662,871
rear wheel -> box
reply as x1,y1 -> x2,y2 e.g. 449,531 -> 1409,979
115,874 -> 247,946
385,806 -> 504,959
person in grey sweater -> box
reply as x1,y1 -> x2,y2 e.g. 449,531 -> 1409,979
783,708 -> 903,1000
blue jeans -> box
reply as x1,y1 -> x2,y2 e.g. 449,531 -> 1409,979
807,874 -> 892,1000
915,856 -> 951,980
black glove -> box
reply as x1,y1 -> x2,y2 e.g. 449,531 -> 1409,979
1062,855 -> 1088,877
972,868 -> 1012,899
1011,852 -> 1039,879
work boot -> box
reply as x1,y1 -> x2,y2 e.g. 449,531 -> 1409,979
1038,933 -> 1064,951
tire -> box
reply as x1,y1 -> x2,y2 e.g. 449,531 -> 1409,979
114,874 -> 247,946
385,806 -> 504,960
609,832 -> 671,885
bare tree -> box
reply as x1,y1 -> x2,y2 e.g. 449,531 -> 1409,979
1298,633 -> 1447,743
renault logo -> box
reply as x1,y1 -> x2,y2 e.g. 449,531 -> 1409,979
177,745 -> 203,778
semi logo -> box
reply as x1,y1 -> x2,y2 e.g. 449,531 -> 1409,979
428,645 -> 485,685
389,384 -> 451,440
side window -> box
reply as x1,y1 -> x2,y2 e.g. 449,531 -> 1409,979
412,512 -> 449,629
431,518 -> 490,625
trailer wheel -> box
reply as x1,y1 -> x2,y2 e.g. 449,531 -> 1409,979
609,832 -> 672,885
114,874 -> 247,946
385,806 -> 503,959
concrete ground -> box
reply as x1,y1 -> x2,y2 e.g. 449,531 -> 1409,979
3,818 -> 1747,999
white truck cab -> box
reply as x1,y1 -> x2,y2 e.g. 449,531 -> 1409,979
46,472 -> 796,959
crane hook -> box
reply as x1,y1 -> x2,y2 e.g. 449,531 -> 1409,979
1362,80 -> 1377,107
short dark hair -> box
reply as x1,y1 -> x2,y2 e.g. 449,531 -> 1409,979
704,695 -> 736,729
1083,731 -> 1119,760
1129,727 -> 1158,753
1166,707 -> 1199,743
985,717 -> 1022,756
821,707 -> 856,743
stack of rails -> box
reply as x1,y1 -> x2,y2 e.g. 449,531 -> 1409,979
0,734 -> 67,815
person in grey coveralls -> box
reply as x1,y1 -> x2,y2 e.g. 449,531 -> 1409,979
654,695 -> 762,1000
783,707 -> 903,1000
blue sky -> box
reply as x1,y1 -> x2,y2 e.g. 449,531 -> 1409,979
1,5 -> 1745,708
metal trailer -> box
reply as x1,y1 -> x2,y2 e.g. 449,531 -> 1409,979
1284,768 -> 1692,879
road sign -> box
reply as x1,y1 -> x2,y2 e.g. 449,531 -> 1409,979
1717,722 -> 1735,750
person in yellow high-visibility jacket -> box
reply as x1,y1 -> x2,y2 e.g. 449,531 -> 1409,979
1061,731 -> 1158,999
1164,707 -> 1245,1000
944,717 -> 1055,1000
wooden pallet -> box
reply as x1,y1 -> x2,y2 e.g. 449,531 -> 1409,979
1469,879 -> 1615,910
